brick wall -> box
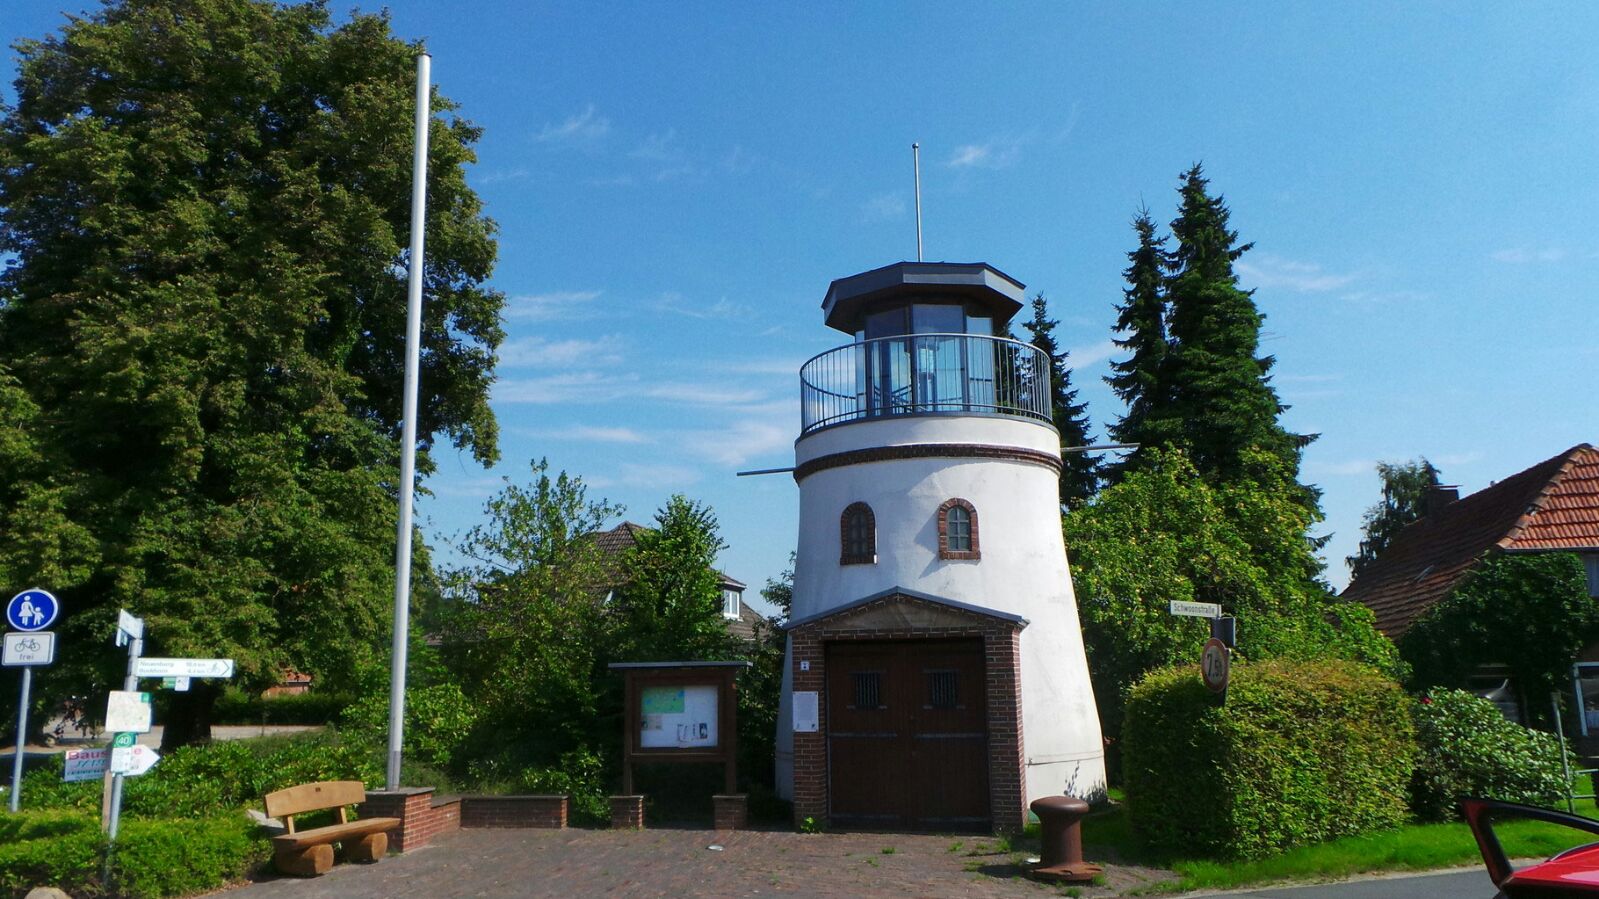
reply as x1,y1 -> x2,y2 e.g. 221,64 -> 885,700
460,795 -> 568,829
712,794 -> 748,831
359,788 -> 461,852
610,794 -> 645,829
787,592 -> 1027,833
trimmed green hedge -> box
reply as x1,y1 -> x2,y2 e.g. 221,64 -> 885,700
1409,688 -> 1570,821
0,810 -> 267,898
1124,658 -> 1415,859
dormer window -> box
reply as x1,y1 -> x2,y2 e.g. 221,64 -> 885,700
938,498 -> 980,561
722,588 -> 741,619
841,502 -> 876,564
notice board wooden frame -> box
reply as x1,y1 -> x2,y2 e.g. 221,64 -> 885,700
609,661 -> 750,795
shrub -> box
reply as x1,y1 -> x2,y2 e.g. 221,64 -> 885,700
211,688 -> 355,725
1409,688 -> 1570,821
515,749 -> 609,824
0,810 -> 267,898
1123,658 -> 1414,859
343,683 -> 477,772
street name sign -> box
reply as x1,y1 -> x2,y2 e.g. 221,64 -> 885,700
1169,601 -> 1221,619
2,631 -> 54,666
63,748 -> 109,782
133,658 -> 234,679
104,691 -> 153,734
6,589 -> 58,631
110,744 -> 159,777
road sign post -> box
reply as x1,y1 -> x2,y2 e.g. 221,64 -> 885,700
105,610 -> 143,841
7,588 -> 60,813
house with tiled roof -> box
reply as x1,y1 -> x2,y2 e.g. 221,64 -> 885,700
590,521 -> 770,643
1342,443 -> 1599,724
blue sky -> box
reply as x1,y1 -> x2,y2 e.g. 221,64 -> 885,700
6,3 -> 1598,606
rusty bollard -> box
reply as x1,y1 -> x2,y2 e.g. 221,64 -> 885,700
1028,795 -> 1103,883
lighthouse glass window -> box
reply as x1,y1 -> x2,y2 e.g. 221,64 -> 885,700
946,506 -> 972,552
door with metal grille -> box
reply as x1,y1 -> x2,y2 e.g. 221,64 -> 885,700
825,639 -> 989,830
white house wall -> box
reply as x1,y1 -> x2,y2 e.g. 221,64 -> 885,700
782,414 -> 1106,804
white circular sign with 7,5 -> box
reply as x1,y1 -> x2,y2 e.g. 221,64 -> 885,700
1201,637 -> 1230,693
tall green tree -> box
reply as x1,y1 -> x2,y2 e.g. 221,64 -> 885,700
613,496 -> 740,663
1156,165 -> 1314,503
0,0 -> 504,745
1106,208 -> 1171,456
1022,293 -> 1099,508
1067,448 -> 1400,747
1346,458 -> 1443,579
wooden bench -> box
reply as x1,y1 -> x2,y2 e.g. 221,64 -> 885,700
263,781 -> 400,876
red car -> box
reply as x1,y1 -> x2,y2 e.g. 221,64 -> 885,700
1463,798 -> 1599,897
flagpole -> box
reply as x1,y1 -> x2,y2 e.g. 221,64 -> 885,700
387,50 -> 430,792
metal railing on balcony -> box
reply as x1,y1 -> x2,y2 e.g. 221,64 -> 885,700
799,333 -> 1052,434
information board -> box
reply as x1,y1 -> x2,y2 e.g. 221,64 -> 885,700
639,684 -> 719,748
63,748 -> 109,782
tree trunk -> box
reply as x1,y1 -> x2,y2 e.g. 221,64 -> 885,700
159,682 -> 221,752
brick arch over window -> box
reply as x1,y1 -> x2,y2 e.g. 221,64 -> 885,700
938,498 -> 980,561
840,502 -> 877,565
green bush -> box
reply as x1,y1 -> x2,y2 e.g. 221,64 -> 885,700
211,688 -> 355,725
343,683 -> 477,772
1123,658 -> 1415,859
0,810 -> 266,898
515,749 -> 609,824
1409,688 -> 1570,821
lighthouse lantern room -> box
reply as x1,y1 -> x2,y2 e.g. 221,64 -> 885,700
776,261 -> 1106,833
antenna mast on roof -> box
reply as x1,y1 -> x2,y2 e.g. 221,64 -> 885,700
912,143 -> 924,262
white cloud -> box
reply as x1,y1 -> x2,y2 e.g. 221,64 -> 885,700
861,192 -> 906,222
497,335 -> 623,369
631,129 -> 679,161
474,167 -> 531,185
1236,255 -> 1357,293
504,290 -> 602,322
587,463 -> 703,490
588,174 -> 638,188
494,372 -> 768,408
946,138 -> 1022,170
1336,289 -> 1430,305
1276,373 -> 1344,384
536,104 -> 610,143
425,476 -> 509,499
652,292 -> 754,321
1491,246 -> 1567,264
675,418 -> 795,467
1308,458 -> 1379,477
722,144 -> 753,175
1065,339 -> 1118,369
518,424 -> 649,444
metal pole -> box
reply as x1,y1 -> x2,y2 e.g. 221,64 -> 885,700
387,51 -> 431,792
1555,693 -> 1576,813
106,630 -> 141,840
9,666 -> 31,812
912,143 -> 923,262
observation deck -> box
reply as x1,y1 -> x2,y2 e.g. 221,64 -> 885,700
799,333 -> 1051,434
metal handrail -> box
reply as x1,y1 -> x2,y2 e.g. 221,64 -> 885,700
799,333 -> 1052,434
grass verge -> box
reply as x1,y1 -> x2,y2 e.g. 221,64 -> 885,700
1081,789 -> 1599,894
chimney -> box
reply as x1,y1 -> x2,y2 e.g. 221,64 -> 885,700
1423,485 -> 1460,519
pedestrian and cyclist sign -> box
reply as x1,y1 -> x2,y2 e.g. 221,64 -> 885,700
6,588 -> 58,631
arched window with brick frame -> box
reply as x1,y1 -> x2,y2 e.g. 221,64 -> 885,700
840,502 -> 876,564
938,498 -> 980,560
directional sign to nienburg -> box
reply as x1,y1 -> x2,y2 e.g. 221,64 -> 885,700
6,589 -> 59,632
133,658 -> 235,679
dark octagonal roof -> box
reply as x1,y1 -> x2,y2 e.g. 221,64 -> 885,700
820,261 -> 1026,334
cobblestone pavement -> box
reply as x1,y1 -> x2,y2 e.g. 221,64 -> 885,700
224,827 -> 1176,898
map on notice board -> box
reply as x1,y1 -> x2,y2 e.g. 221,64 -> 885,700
639,685 -> 718,748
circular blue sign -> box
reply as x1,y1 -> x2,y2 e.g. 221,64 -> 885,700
6,589 -> 59,631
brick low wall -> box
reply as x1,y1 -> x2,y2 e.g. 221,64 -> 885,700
460,795 -> 568,829
359,788 -> 461,852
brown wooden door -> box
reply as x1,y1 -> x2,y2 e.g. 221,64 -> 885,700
826,639 -> 989,831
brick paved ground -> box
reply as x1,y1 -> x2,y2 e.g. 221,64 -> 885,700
224,827 -> 1176,898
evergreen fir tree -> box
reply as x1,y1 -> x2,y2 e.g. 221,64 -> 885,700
1160,164 -> 1316,504
1106,208 -> 1172,457
1022,293 -> 1098,508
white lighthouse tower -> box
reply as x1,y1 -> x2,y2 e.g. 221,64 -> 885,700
776,261 -> 1105,832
